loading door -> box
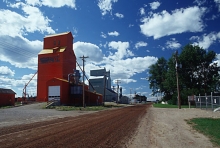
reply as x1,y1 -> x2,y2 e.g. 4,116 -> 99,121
48,86 -> 60,101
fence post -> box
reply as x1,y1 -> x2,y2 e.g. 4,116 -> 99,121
205,93 -> 207,110
199,94 -> 201,109
211,92 -> 213,110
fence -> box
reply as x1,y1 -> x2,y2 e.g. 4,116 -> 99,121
193,93 -> 220,110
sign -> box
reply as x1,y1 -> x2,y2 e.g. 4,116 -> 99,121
40,56 -> 60,64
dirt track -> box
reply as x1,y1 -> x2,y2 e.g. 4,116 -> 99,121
0,104 -> 150,148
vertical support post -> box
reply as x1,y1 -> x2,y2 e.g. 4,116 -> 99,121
205,93 -> 207,110
199,94 -> 201,109
115,79 -> 121,103
175,51 -> 181,109
211,92 -> 213,111
103,74 -> 106,102
80,55 -> 89,108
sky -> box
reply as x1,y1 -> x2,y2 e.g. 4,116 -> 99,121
0,0 -> 220,101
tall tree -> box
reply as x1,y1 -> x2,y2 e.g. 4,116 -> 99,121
148,44 -> 220,105
148,57 -> 168,96
179,44 -> 220,95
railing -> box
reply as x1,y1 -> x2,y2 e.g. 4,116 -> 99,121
46,98 -> 60,108
194,93 -> 220,110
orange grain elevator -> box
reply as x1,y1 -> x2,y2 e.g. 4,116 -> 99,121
37,32 -> 76,102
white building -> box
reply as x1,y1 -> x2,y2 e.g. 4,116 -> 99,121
89,68 -> 117,102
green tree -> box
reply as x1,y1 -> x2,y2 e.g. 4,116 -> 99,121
148,57 -> 168,97
148,44 -> 220,105
179,44 -> 220,95
162,54 -> 178,102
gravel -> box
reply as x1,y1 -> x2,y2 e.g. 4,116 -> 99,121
0,103 -> 95,127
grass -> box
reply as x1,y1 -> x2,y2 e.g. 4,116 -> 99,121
44,102 -> 127,111
0,106 -> 14,109
187,118 -> 220,146
45,105 -> 107,111
153,103 -> 194,108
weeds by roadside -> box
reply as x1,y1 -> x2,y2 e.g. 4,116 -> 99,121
187,118 -> 220,147
153,103 -> 194,108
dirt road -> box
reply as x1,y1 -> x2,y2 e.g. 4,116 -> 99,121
127,106 -> 220,148
1,104 -> 220,148
0,104 -> 150,148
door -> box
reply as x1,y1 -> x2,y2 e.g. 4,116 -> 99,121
48,86 -> 60,101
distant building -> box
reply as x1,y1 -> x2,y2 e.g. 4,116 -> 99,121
120,96 -> 130,104
89,68 -> 117,102
0,88 -> 16,106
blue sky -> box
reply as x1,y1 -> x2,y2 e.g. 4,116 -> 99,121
0,0 -> 220,100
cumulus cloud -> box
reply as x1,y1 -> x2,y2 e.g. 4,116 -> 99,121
149,1 -> 161,10
0,36 -> 41,69
98,0 -> 118,15
215,54 -> 220,66
108,31 -> 120,36
214,0 -> 220,11
24,0 -> 76,8
73,41 -> 157,86
166,38 -> 181,49
0,2 -> 55,37
140,6 -> 206,39
193,0 -> 206,6
105,56 -> 158,80
101,32 -> 107,38
135,41 -> 148,49
0,66 -> 15,76
73,41 -> 104,64
115,13 -> 124,18
140,7 -> 145,15
108,41 -> 134,60
190,32 -> 220,49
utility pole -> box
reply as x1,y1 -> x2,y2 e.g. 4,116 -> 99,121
80,55 -> 89,108
175,51 -> 181,109
115,79 -> 121,103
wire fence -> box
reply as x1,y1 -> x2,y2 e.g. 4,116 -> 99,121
193,93 -> 220,110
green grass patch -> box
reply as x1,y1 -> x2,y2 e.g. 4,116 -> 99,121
153,103 -> 193,108
45,105 -> 108,111
0,106 -> 14,109
44,102 -> 128,111
187,118 -> 220,146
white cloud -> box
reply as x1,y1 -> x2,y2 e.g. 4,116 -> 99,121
140,7 -> 145,15
74,41 -> 104,64
191,32 -> 220,49
108,41 -> 133,60
129,24 -> 134,27
101,32 -> 107,38
215,54 -> 220,66
115,13 -> 124,18
214,0 -> 220,11
193,0 -> 206,6
0,36 -> 41,69
140,6 -> 206,39
120,79 -> 137,84
135,41 -> 148,49
0,73 -> 38,96
108,31 -> 120,36
0,66 -> 15,76
166,38 -> 181,49
25,0 -> 76,8
105,56 -> 158,79
98,0 -> 118,15
0,3 -> 55,37
146,50 -> 150,52
149,1 -> 161,10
